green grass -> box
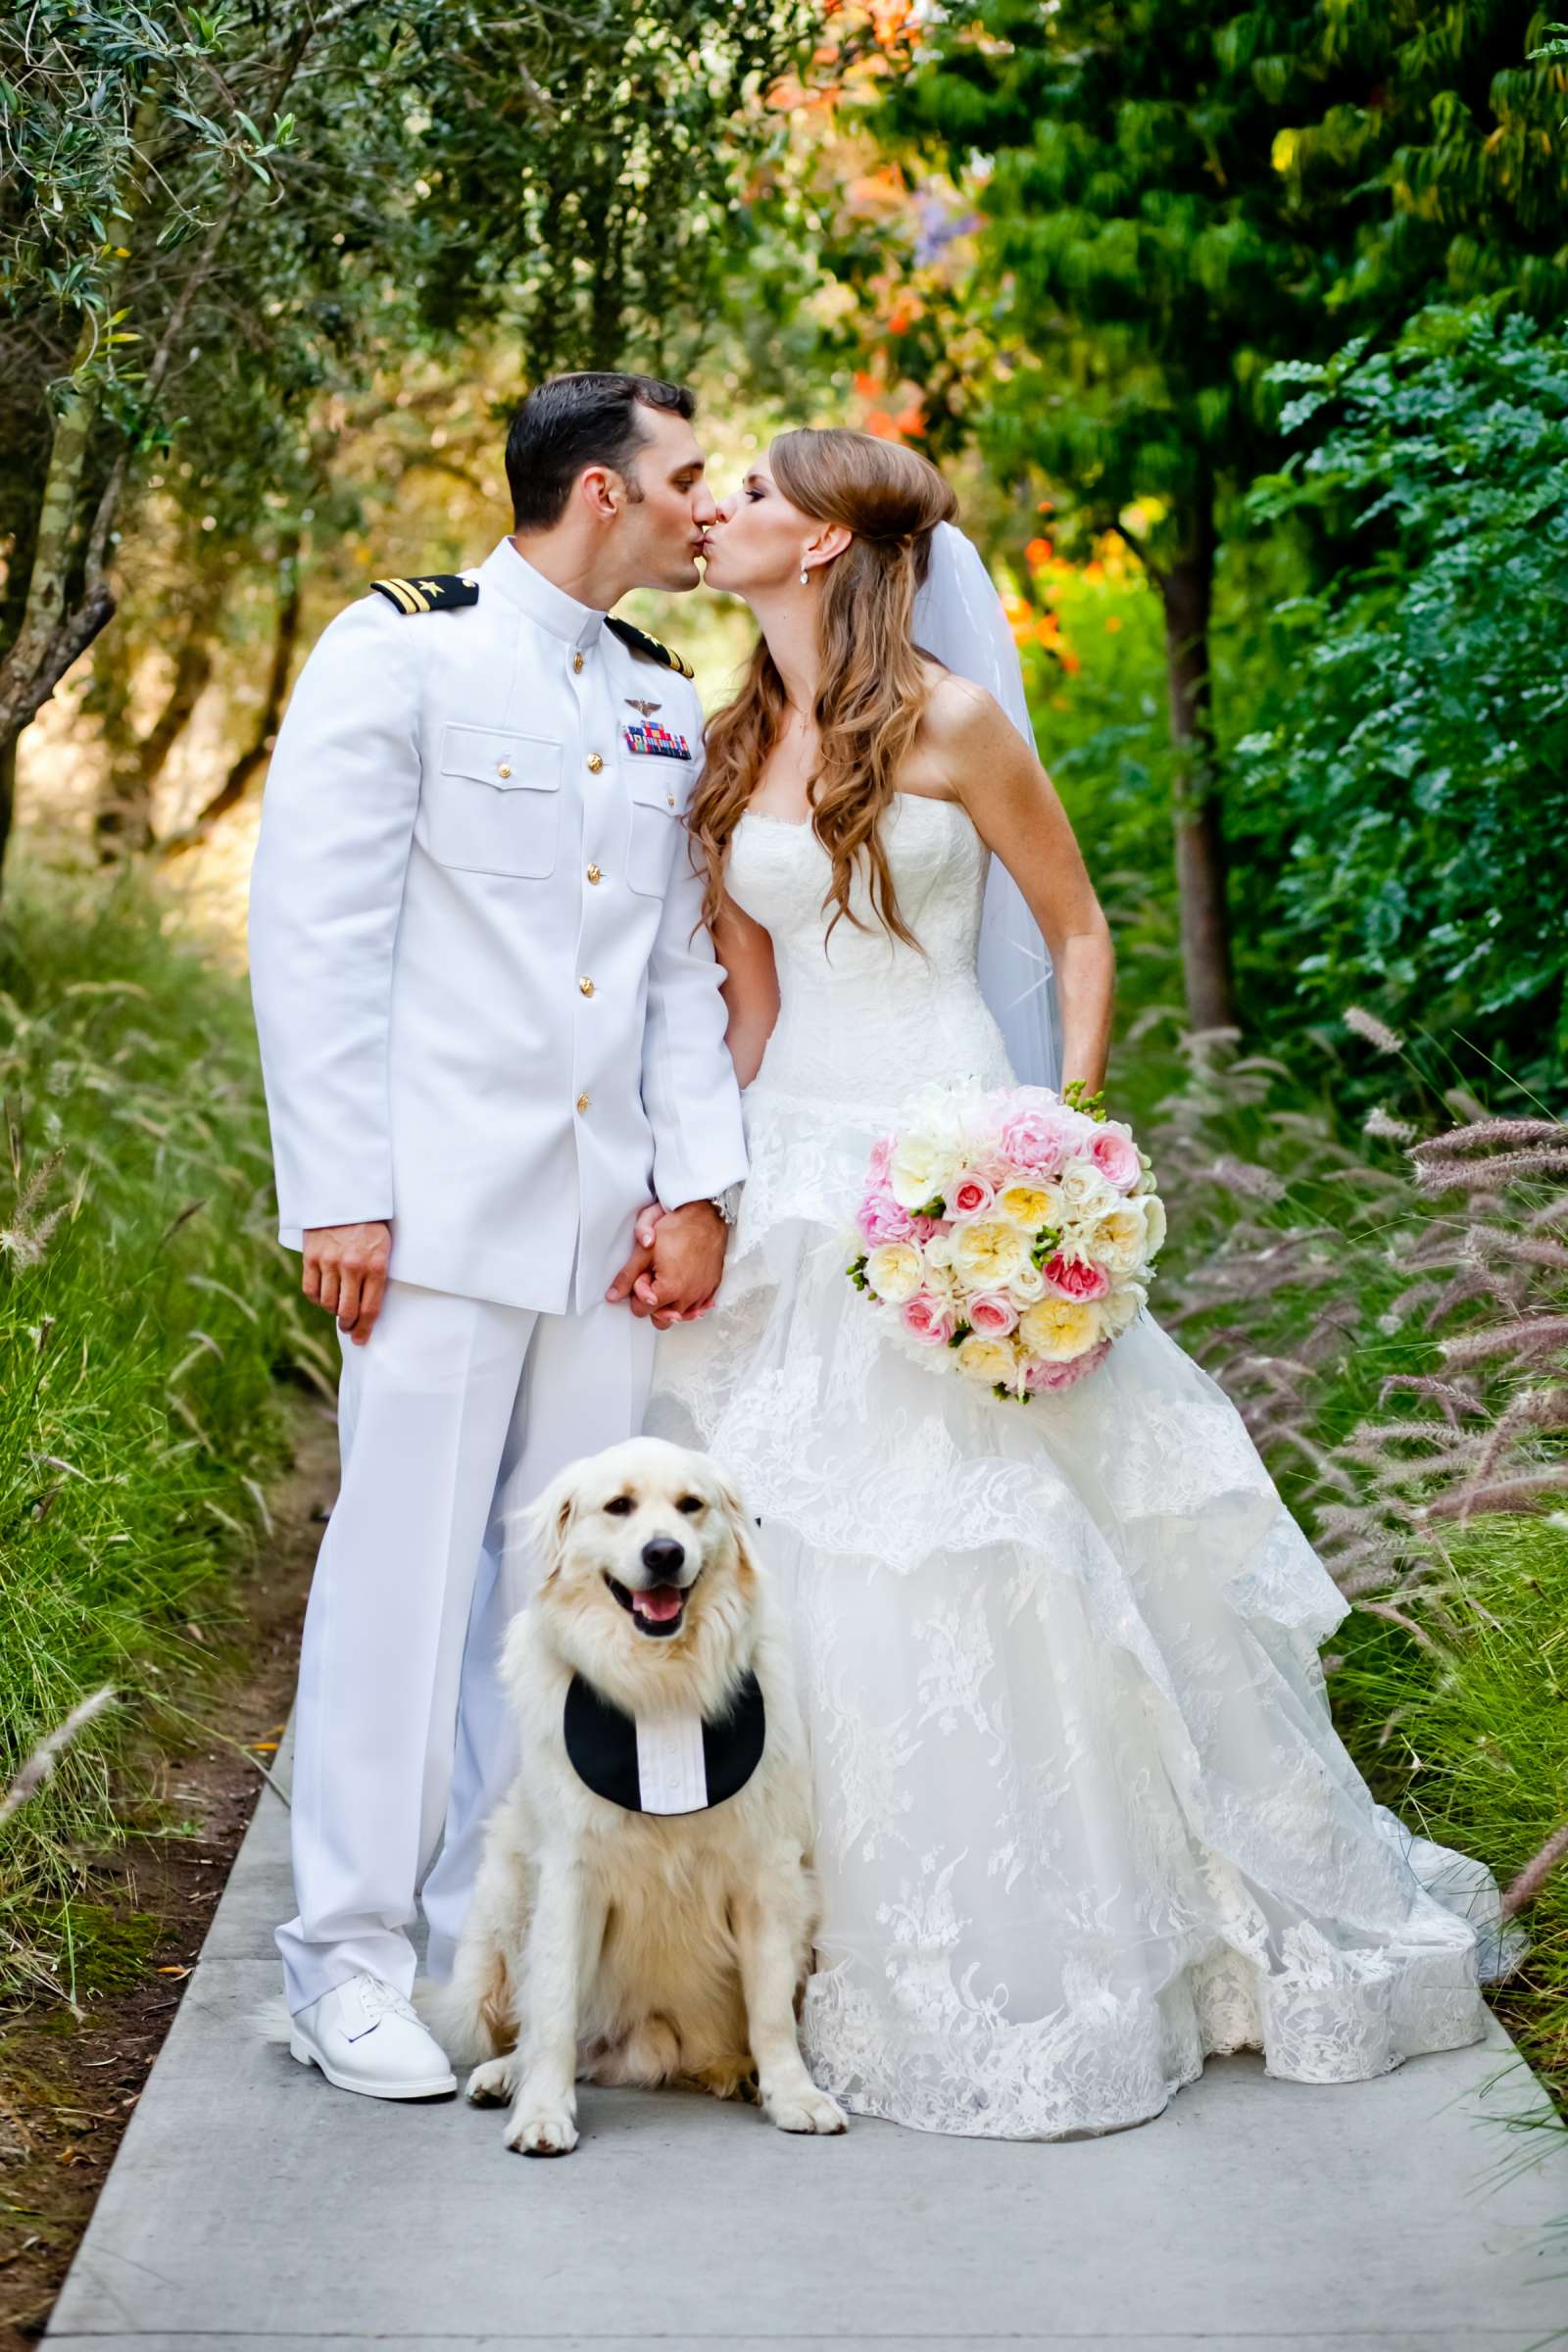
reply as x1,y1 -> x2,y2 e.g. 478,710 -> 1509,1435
0,860 -> 321,2000
1331,1517 -> 1568,2113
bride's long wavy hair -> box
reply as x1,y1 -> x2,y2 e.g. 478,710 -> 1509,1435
689,427 -> 957,949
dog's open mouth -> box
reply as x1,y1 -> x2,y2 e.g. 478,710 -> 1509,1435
606,1574 -> 693,1638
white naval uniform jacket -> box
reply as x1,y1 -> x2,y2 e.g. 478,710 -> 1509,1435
247,537 -> 748,1315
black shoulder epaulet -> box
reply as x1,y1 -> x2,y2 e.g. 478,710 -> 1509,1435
370,572 -> 479,615
606,614 -> 694,679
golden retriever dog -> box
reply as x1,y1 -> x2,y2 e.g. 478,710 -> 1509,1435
422,1435 -> 846,2155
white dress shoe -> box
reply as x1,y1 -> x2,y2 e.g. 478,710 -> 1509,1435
289,1972 -> 458,2100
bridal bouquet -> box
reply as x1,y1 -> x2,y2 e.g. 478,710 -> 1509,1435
846,1081 -> 1165,1400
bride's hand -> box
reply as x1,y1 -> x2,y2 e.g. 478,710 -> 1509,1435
605,1200 -> 665,1309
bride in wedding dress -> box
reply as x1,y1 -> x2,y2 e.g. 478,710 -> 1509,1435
645,425 -> 1514,2141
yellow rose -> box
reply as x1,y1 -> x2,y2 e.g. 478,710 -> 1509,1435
1019,1296 -> 1102,1362
864,1241 -> 924,1304
952,1218 -> 1029,1289
956,1334 -> 1017,1388
998,1180 -> 1061,1233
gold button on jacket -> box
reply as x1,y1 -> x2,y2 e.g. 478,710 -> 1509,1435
579,976 -> 595,997
586,864 -> 602,884
575,1091 -> 590,1112
586,752 -> 604,774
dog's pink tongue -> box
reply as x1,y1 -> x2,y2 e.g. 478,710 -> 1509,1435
634,1585 -> 684,1623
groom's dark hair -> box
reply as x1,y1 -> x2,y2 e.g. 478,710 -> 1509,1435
506,372 -> 697,530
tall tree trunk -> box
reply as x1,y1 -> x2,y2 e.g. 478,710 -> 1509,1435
0,737 -> 17,880
1160,488 -> 1236,1034
96,585 -> 220,858
162,541 -> 302,855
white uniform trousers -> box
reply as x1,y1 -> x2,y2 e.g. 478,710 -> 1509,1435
276,1277 -> 655,2013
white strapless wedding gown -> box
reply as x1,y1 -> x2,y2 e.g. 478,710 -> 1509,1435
648,792 -> 1513,2141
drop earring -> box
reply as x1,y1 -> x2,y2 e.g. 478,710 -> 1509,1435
800,565 -> 809,586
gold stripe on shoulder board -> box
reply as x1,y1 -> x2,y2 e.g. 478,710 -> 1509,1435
373,576 -> 419,613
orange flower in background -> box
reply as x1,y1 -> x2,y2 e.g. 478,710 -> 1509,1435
869,0 -> 917,46
1104,614 -> 1123,634
892,399 -> 926,439
1025,536 -> 1053,568
1059,649 -> 1081,675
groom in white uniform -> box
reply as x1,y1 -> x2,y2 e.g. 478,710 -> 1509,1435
248,371 -> 747,2099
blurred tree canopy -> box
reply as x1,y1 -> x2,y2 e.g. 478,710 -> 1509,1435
797,0 -> 1568,1045
0,0 -> 807,866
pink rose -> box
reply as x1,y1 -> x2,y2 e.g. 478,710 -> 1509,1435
867,1134 -> 894,1184
908,1212 -> 948,1244
902,1292 -> 956,1347
1091,1128 -> 1141,1192
1000,1105 -> 1076,1176
1024,1339 -> 1109,1394
857,1186 -> 914,1246
949,1169 -> 996,1221
1043,1251 -> 1109,1302
968,1292 -> 1019,1337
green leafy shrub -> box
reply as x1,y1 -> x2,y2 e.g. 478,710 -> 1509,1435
1236,304 -> 1568,1103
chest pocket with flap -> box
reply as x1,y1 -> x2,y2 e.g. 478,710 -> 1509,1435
426,724 -> 563,878
623,761 -> 689,899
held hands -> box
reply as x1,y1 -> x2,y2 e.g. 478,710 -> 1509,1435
605,1200 -> 725,1330
302,1220 -> 391,1346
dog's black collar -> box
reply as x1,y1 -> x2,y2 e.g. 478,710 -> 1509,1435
564,1671 -> 765,1816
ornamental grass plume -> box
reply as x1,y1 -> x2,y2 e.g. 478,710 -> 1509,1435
1149,1037 -> 1568,2089
0,1688 -> 116,1835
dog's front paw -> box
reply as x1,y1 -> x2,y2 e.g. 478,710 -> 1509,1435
505,2100 -> 579,2157
466,2057 -> 518,2107
765,2082 -> 848,2136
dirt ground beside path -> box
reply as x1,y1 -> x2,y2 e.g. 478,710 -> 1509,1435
0,1399 -> 337,2348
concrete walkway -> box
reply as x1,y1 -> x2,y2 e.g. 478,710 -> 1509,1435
47,1749 -> 1566,2352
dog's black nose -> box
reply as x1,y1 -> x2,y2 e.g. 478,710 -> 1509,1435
640,1536 -> 686,1580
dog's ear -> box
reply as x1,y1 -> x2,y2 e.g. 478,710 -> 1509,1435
710,1465 -> 760,1580
522,1463 -> 580,1583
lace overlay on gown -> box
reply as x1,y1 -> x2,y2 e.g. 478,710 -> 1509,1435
648,792 -> 1513,2141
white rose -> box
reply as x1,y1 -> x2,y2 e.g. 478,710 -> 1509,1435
1057,1157 -> 1117,1223
1140,1193 -> 1168,1256
923,1229 -> 956,1271
889,1134 -> 961,1210
1095,1199 -> 1151,1278
1101,1280 -> 1147,1337
1007,1260 -> 1047,1305
864,1241 -> 924,1304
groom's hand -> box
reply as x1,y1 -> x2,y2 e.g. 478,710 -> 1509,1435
303,1220 -> 391,1347
628,1200 -> 726,1329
